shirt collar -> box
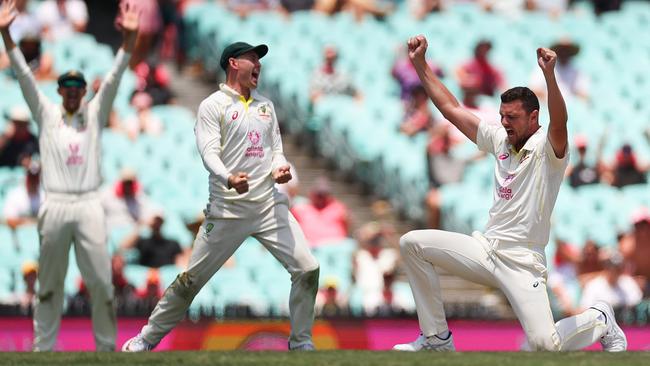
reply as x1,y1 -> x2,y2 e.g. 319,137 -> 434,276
219,83 -> 259,103
509,126 -> 544,153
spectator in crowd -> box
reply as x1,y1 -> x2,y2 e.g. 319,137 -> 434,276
111,253 -> 135,306
226,0 -> 280,18
620,208 -> 650,296
121,213 -> 183,268
591,0 -> 622,16
352,222 -> 399,316
392,45 -> 443,102
408,0 -> 445,20
456,39 -> 506,97
567,135 -> 602,188
2,161 -> 42,231
310,45 -> 358,103
606,144 -> 648,188
548,239 -> 581,317
6,0 -> 40,42
0,106 -> 38,167
136,268 -> 163,312
292,177 -> 350,247
15,33 -> 56,81
102,168 -> 158,232
36,0 -> 88,41
118,0 -> 161,68
524,0 -> 569,17
314,0 -> 391,21
579,251 -> 643,310
123,91 -> 163,140
314,276 -> 349,317
16,260 -> 38,314
399,85 -> 435,137
576,240 -> 604,285
279,0 -> 315,13
530,39 -> 589,102
143,62 -> 175,105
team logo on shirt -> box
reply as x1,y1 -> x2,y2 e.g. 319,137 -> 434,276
245,130 -> 264,158
498,153 -> 509,160
257,104 -> 271,120
519,151 -> 531,164
66,143 -> 84,165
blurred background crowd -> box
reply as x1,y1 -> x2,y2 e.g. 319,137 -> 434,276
1,0 -> 649,326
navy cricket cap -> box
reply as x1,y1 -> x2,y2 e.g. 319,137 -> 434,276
57,70 -> 87,88
219,42 -> 268,71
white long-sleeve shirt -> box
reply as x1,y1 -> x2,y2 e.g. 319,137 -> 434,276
9,47 -> 130,194
195,84 -> 288,218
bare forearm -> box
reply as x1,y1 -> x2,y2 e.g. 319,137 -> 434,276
1,28 -> 15,51
121,31 -> 137,54
413,60 -> 460,117
545,72 -> 568,129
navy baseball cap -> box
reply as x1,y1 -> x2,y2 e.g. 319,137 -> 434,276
57,70 -> 87,88
219,42 -> 268,71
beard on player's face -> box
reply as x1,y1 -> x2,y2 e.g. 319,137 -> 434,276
500,101 -> 538,150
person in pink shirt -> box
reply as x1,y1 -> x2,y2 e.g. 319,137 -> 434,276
291,177 -> 349,247
456,40 -> 506,97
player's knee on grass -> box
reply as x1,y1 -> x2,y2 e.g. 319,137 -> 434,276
526,331 -> 561,351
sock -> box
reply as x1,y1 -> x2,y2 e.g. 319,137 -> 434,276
434,330 -> 451,340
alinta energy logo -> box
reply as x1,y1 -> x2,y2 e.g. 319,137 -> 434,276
245,130 -> 264,158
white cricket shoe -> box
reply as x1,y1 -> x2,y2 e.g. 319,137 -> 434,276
121,333 -> 157,352
392,332 -> 455,351
289,342 -> 315,351
591,301 -> 627,352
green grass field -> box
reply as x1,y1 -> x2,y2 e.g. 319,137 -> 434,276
1,351 -> 649,366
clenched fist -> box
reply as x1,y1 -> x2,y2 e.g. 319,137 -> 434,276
228,172 -> 249,194
537,47 -> 557,74
407,35 -> 428,66
272,165 -> 292,184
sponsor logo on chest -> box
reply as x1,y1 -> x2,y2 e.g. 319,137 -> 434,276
245,130 -> 264,158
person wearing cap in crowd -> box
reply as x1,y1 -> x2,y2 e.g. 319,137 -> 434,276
456,39 -> 506,97
291,176 -> 350,247
3,160 -> 43,233
122,41 -> 320,352
619,207 -> 650,297
120,211 -> 183,269
310,45 -> 359,103
0,0 -> 140,351
0,105 -> 38,167
530,38 -> 590,102
101,167 -> 158,232
602,143 -> 648,188
567,134 -> 602,188
580,251 -> 643,311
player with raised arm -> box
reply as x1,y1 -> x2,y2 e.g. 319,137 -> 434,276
0,0 -> 138,351
122,41 -> 320,352
392,35 -> 626,352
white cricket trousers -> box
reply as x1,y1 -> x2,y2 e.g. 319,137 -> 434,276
400,230 -> 608,351
34,192 -> 115,351
141,198 -> 320,349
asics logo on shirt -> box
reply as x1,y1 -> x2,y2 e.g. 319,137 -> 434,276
66,143 -> 84,165
231,111 -> 239,121
498,153 -> 509,160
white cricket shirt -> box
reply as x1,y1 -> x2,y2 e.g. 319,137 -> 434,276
476,120 -> 569,245
9,47 -> 130,194
195,84 -> 288,218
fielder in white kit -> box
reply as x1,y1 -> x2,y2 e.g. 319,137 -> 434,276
0,0 -> 139,351
393,35 -> 627,352
122,41 -> 320,352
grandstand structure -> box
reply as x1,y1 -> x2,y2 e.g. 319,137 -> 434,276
1,0 -> 650,320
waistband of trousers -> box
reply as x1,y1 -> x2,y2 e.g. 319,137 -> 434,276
45,191 -> 99,202
473,231 -> 546,256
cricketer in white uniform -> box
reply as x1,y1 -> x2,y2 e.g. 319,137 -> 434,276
122,42 -> 320,352
392,35 -> 627,352
0,0 -> 139,351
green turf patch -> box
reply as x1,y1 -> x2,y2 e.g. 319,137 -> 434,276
1,351 -> 649,366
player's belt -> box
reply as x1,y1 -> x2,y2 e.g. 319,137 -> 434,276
45,191 -> 99,202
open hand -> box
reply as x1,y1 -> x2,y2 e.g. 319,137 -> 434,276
116,1 -> 139,34
228,172 -> 249,194
0,0 -> 17,30
537,47 -> 557,74
272,165 -> 292,184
